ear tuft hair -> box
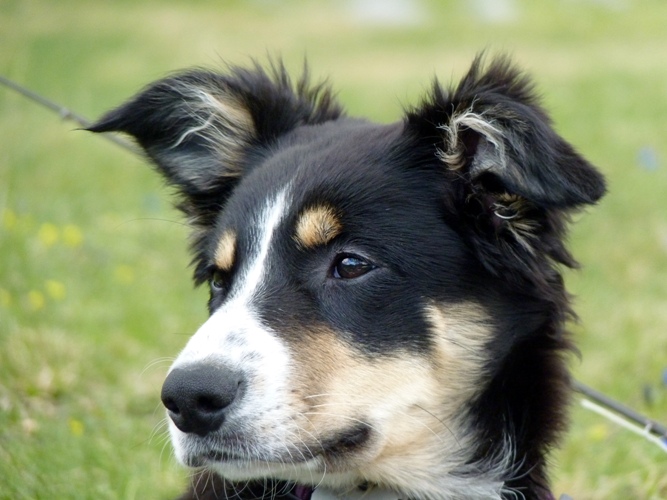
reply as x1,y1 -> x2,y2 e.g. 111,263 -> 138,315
407,54 -> 606,285
89,61 -> 343,282
89,71 -> 255,194
89,62 -> 342,198
412,54 -> 606,210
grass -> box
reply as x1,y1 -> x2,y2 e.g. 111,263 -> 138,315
1,0 -> 666,498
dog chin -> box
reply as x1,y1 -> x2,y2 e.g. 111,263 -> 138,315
207,459 -> 326,484
182,450 -> 328,485
171,428 -> 321,478
170,423 -> 376,486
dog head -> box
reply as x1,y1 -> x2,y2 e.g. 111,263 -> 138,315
91,56 -> 605,499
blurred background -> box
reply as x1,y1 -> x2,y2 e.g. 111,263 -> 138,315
1,0 -> 666,498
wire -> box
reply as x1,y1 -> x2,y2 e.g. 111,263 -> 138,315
580,398 -> 667,453
573,380 -> 667,438
0,75 -> 138,154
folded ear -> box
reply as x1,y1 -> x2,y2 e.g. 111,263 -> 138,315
88,63 -> 342,227
407,55 -> 606,280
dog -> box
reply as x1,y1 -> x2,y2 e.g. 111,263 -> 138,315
90,54 -> 605,500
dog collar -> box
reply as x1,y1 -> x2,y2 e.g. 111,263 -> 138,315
292,484 -> 566,500
293,485 -> 401,500
310,490 -> 565,500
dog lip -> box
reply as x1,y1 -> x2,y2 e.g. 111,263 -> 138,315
320,422 -> 372,457
184,439 -> 315,466
182,447 -> 249,467
204,448 -> 314,464
205,449 -> 245,462
182,424 -> 371,467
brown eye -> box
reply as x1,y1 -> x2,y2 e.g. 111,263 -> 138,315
332,254 -> 375,279
210,270 -> 226,292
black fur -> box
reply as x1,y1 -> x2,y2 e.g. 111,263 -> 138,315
90,61 -> 342,284
91,54 -> 605,499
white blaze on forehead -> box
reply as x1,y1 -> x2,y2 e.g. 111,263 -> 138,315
231,187 -> 288,305
172,186 -> 290,368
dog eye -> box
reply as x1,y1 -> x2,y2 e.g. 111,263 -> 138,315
331,254 -> 375,280
210,270 -> 227,293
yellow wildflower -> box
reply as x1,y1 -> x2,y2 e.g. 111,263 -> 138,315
588,423 -> 610,442
1,209 -> 17,230
114,265 -> 135,284
38,223 -> 59,247
0,288 -> 10,307
68,418 -> 84,437
62,224 -> 84,248
27,290 -> 45,311
45,280 -> 66,301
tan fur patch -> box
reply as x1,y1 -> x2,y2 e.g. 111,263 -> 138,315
284,303 -> 495,491
294,205 -> 342,249
425,302 -> 494,403
493,193 -> 539,254
172,86 -> 255,179
214,230 -> 237,271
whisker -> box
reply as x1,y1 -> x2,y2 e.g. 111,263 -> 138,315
305,401 -> 450,444
141,356 -> 175,376
285,415 -> 327,487
152,400 -> 167,420
148,417 -> 169,445
158,431 -> 174,468
414,404 -> 459,446
301,411 -> 383,438
115,217 -> 190,229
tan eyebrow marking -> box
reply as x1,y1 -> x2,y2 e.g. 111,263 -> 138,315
294,205 -> 342,249
214,230 -> 237,271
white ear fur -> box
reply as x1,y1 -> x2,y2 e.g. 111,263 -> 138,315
153,84 -> 255,189
166,85 -> 254,159
436,107 -> 506,173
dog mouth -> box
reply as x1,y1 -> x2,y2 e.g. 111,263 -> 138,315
186,450 -> 260,468
183,445 -> 318,471
181,436 -> 302,468
181,422 -> 373,469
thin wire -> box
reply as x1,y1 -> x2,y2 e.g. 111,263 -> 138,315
580,398 -> 667,453
0,74 -> 138,154
573,380 -> 667,437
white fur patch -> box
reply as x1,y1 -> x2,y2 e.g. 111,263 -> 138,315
436,106 -> 506,172
167,189 -> 299,467
232,188 -> 288,305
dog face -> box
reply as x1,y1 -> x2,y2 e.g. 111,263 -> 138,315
158,120 -> 499,489
91,56 -> 605,498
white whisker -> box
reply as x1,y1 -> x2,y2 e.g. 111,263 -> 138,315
141,356 -> 175,376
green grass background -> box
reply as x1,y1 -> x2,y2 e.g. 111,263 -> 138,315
1,0 -> 666,498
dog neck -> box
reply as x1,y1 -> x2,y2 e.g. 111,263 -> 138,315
298,485 -> 559,500
298,485 -> 400,500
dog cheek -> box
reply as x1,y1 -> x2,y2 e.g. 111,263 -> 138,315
286,327 -> 353,421
425,302 -> 495,409
287,326 -> 440,436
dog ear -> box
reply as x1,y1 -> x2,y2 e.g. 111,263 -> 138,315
407,55 -> 606,281
88,63 -> 342,227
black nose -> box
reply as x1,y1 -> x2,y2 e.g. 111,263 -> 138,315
161,364 -> 244,437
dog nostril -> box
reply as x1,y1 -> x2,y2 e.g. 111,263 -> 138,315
162,397 -> 180,415
196,394 -> 226,413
